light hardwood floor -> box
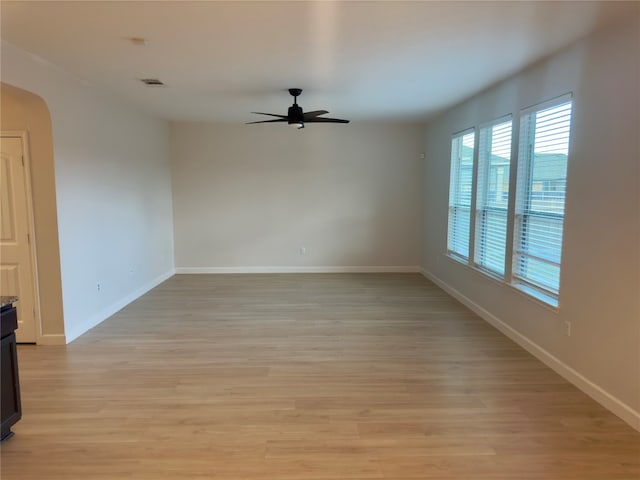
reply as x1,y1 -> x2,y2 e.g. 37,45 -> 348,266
2,274 -> 638,479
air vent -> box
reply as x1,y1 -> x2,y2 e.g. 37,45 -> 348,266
128,37 -> 147,46
139,78 -> 165,86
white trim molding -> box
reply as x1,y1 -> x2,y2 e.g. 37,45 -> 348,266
37,334 -> 67,346
176,266 -> 422,274
420,267 -> 640,432
65,269 -> 175,343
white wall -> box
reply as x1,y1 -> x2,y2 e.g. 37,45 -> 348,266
171,122 -> 424,271
1,41 -> 175,342
422,17 -> 640,428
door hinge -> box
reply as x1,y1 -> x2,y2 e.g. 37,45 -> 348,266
27,233 -> 30,244
21,155 -> 25,166
33,307 -> 36,319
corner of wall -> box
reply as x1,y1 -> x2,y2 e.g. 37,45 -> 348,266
64,269 -> 175,343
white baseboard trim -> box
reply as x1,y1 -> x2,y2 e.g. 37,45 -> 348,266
64,269 -> 175,344
176,266 -> 422,274
420,267 -> 640,432
37,334 -> 67,346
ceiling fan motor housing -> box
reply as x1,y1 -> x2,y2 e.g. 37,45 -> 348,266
287,104 -> 304,124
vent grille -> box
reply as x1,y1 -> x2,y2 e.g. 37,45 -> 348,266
128,37 -> 147,46
139,78 -> 165,86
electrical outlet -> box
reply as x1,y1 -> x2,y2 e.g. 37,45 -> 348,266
96,282 -> 101,292
300,247 -> 306,255
564,321 -> 571,336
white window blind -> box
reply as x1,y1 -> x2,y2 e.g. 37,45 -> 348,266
474,119 -> 512,276
447,131 -> 475,259
514,99 -> 572,298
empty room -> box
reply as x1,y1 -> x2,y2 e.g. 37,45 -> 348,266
0,1 -> 639,479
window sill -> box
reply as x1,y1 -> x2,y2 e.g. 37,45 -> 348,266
444,253 -> 505,288
510,282 -> 559,312
445,251 -> 469,266
443,252 -> 560,313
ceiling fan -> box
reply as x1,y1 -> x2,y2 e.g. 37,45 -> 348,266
247,88 -> 350,129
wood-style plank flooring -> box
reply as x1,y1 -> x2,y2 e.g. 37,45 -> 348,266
2,274 -> 638,479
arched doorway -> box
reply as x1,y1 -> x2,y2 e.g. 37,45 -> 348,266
0,83 -> 65,344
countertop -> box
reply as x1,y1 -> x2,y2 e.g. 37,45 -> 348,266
0,296 -> 18,309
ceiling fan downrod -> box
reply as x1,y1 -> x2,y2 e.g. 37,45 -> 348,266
288,88 -> 303,104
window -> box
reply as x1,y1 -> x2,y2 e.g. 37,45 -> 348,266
447,130 -> 475,259
474,118 -> 512,276
445,95 -> 573,307
513,99 -> 572,301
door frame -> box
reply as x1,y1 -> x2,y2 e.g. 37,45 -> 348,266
2,130 -> 42,343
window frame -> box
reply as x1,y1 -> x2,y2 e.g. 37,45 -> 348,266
443,93 -> 573,309
510,94 -> 573,306
446,128 -> 477,262
473,115 -> 514,279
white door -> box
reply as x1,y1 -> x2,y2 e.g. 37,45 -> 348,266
0,135 -> 38,343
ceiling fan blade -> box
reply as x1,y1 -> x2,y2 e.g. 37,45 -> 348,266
251,112 -> 288,118
303,110 -> 329,119
246,118 -> 288,124
304,117 -> 350,124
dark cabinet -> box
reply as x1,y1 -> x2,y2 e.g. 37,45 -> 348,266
1,303 -> 21,442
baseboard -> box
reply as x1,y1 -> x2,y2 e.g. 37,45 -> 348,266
176,266 -> 422,274
64,269 -> 175,344
37,333 -> 67,345
420,267 -> 640,432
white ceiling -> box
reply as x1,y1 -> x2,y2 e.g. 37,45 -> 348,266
1,1 -> 636,123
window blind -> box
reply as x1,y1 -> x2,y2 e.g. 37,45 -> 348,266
514,100 -> 572,297
475,119 -> 512,276
447,131 -> 475,259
